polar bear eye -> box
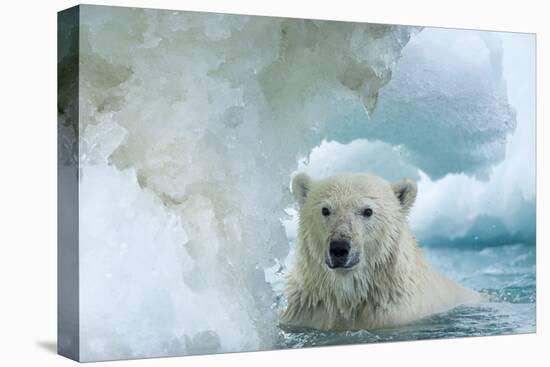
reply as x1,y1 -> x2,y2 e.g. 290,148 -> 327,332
321,207 -> 331,216
362,208 -> 373,217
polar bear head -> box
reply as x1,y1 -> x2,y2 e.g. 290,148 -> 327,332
291,173 -> 417,276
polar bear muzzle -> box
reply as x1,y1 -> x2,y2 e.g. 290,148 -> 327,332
326,239 -> 360,269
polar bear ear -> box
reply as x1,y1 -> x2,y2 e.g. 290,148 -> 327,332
292,173 -> 313,206
391,179 -> 417,214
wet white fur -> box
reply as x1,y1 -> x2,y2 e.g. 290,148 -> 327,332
281,173 -> 483,331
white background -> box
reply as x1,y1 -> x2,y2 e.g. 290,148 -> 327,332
0,0 -> 547,366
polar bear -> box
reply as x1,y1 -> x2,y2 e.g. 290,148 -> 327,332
281,173 -> 483,331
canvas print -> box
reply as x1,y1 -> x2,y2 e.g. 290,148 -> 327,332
57,4 -> 536,362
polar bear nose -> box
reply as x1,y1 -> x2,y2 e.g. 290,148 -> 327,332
329,240 -> 350,267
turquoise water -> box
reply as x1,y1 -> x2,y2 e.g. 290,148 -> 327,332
276,243 -> 536,348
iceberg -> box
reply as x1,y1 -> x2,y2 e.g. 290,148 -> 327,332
70,5 -> 419,360
296,30 -> 535,249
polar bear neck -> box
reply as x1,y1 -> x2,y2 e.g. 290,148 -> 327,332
284,224 -> 425,327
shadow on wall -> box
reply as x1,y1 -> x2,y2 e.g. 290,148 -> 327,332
35,340 -> 57,354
